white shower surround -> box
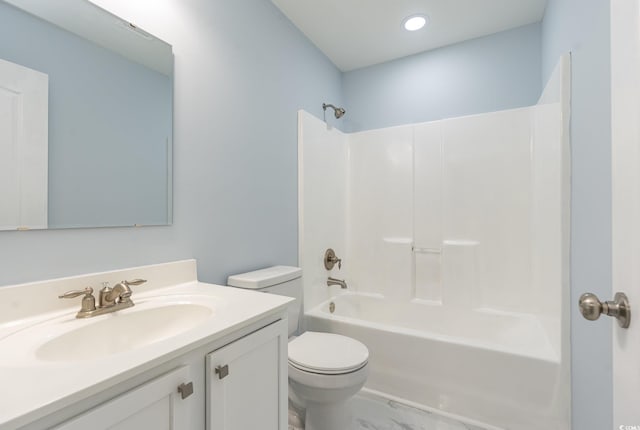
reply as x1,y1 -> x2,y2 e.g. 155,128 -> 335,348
298,56 -> 570,429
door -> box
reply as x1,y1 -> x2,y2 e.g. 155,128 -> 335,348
53,366 -> 192,430
206,320 -> 288,430
611,0 -> 640,426
0,58 -> 48,230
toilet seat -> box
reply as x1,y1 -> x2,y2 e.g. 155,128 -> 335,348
288,359 -> 369,391
288,331 -> 369,375
288,359 -> 368,375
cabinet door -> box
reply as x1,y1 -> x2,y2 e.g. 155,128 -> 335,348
206,319 -> 288,430
53,366 -> 192,430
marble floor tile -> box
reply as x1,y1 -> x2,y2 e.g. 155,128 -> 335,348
288,393 -> 490,430
348,395 -> 487,430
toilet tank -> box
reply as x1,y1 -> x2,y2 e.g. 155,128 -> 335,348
227,266 -> 303,336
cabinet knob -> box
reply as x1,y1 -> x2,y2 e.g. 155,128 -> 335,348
215,365 -> 229,380
177,382 -> 194,399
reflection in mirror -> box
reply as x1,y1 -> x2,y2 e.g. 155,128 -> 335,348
0,0 -> 173,230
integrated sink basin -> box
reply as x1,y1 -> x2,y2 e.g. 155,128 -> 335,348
36,303 -> 213,362
0,295 -> 220,365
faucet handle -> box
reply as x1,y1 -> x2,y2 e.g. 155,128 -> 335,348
124,279 -> 147,286
59,287 -> 97,316
58,287 -> 94,299
112,279 -> 146,304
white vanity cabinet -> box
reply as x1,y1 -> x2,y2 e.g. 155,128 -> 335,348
0,261 -> 292,430
30,318 -> 288,430
206,319 -> 288,430
52,366 -> 192,430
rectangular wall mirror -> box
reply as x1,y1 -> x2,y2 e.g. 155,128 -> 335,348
0,0 -> 173,230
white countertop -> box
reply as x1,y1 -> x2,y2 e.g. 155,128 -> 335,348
0,261 -> 292,429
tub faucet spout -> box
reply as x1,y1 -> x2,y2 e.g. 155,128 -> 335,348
327,277 -> 347,289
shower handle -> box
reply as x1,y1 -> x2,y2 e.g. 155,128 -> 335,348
579,292 -> 630,328
324,248 -> 342,270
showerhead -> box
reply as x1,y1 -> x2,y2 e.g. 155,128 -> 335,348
323,103 -> 346,119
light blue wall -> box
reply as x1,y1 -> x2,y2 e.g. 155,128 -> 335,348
542,0 -> 612,429
0,0 -> 342,286
0,3 -> 614,426
0,2 -> 172,228
342,23 -> 542,132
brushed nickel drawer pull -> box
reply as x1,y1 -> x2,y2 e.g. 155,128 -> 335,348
215,365 -> 229,380
177,382 -> 194,399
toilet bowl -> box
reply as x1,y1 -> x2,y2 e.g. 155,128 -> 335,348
227,266 -> 370,430
288,331 -> 369,430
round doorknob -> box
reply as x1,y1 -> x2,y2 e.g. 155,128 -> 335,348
579,293 -> 603,321
578,292 -> 631,328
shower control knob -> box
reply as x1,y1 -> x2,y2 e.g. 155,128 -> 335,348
324,248 -> 342,270
578,292 -> 630,328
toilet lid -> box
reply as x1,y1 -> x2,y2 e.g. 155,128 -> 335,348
288,332 -> 369,374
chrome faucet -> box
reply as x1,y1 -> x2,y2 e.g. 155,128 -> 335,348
59,279 -> 147,318
327,277 -> 347,289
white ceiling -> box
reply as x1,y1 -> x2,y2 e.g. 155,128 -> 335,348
271,0 -> 547,72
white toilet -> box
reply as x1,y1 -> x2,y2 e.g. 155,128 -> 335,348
227,266 -> 369,430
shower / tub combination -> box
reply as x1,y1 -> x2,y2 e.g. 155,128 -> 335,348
298,57 -> 571,430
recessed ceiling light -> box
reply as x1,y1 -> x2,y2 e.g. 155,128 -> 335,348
403,14 -> 427,32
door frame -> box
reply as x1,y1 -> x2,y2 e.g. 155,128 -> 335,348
611,0 -> 640,426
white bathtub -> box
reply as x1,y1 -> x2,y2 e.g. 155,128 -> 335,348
305,293 -> 565,430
